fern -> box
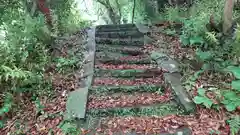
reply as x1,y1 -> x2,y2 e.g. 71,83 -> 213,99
228,115 -> 240,135
205,32 -> 219,44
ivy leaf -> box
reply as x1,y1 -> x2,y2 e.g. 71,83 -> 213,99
203,98 -> 213,108
226,66 -> 240,79
197,88 -> 206,96
225,103 -> 237,112
223,91 -> 238,100
231,80 -> 240,91
193,96 -> 205,104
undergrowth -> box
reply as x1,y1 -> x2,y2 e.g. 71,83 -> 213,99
0,0 -> 90,130
163,0 -> 240,134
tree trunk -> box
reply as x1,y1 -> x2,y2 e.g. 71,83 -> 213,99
37,0 -> 52,27
97,0 -> 120,24
132,0 -> 136,24
222,0 -> 234,35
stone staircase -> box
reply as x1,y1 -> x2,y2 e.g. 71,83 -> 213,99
66,24 -> 195,135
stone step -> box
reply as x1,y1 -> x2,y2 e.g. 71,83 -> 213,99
95,37 -> 144,46
96,55 -> 153,65
96,127 -> 191,135
96,24 -> 138,32
96,44 -> 144,56
96,51 -> 130,59
87,91 -> 171,110
95,64 -> 157,70
89,85 -> 164,95
98,117 -> 191,135
93,77 -> 164,88
94,68 -> 163,78
95,31 -> 143,39
88,101 -> 183,117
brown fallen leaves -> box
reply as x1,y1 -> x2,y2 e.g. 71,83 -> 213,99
93,77 -> 164,86
151,33 -> 196,61
97,107 -> 229,135
88,92 -> 172,109
0,96 -> 66,135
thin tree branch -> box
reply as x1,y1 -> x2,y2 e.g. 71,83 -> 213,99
132,0 -> 136,24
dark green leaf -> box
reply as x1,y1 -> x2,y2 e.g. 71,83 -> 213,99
203,98 -> 213,108
231,80 -> 240,91
197,88 -> 206,96
225,103 -> 237,112
226,66 -> 240,79
193,96 -> 205,104
189,36 -> 204,45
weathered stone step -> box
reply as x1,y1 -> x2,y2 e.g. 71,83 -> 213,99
96,24 -> 138,32
89,85 -> 163,95
96,55 -> 153,65
93,76 -> 164,86
94,68 -> 163,78
95,64 -> 157,70
98,117 -> 191,135
96,127 -> 191,135
95,38 -> 144,46
96,51 -> 130,59
95,31 -> 143,39
88,91 -> 171,109
88,101 -> 183,117
96,44 -> 144,56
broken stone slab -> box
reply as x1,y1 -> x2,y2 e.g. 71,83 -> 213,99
95,38 -> 144,46
135,23 -> 150,33
150,51 -> 179,73
95,31 -> 143,39
160,59 -> 180,73
65,59 -> 94,120
86,27 -> 96,52
164,73 -> 196,113
65,87 -> 89,119
144,35 -> 154,44
150,51 -> 169,61
65,51 -> 95,120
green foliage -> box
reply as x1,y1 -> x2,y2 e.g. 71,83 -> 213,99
34,98 -> 44,114
58,120 -> 81,135
221,91 -> 240,111
231,80 -> 240,91
0,0 -> 89,129
227,115 -> 240,135
195,49 -> 213,61
193,88 -> 213,108
0,93 -> 13,116
55,57 -> 78,73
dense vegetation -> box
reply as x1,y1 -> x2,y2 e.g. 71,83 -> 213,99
1,0 -> 240,134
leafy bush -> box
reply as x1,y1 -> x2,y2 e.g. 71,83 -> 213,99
0,0 -> 90,127
163,0 -> 240,133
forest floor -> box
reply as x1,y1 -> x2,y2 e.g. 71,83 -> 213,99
1,23 -> 239,135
